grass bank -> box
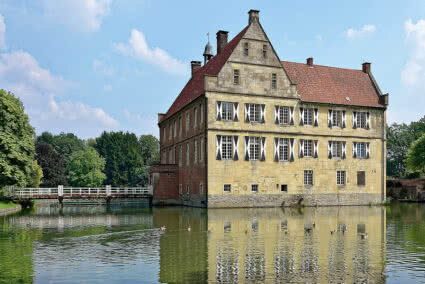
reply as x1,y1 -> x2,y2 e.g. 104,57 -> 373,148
0,201 -> 19,210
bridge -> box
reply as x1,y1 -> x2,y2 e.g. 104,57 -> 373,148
10,185 -> 153,207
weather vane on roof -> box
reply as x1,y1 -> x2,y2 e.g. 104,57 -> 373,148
207,32 -> 210,43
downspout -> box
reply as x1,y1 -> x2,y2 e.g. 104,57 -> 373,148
381,109 -> 386,202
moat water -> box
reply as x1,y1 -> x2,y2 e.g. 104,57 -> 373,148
0,203 -> 424,283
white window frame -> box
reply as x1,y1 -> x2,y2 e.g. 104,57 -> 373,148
186,185 -> 190,194
279,138 -> 289,161
224,184 -> 231,192
279,106 -> 290,125
251,184 -> 259,192
222,102 -> 233,121
357,112 -> 367,129
174,120 -> 177,137
332,141 -> 343,158
249,136 -> 260,160
221,136 -> 233,160
200,104 -> 204,125
194,140 -> 198,164
337,171 -> 346,186
186,112 -> 190,133
186,143 -> 190,166
303,108 -> 314,125
248,104 -> 261,123
304,140 -> 313,157
169,125 -> 172,141
304,170 -> 313,185
200,137 -> 204,162
332,110 -> 343,127
194,107 -> 198,129
357,142 -> 367,158
179,145 -> 183,167
179,116 -> 182,137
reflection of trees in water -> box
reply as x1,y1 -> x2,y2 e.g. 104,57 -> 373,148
216,246 -> 239,283
328,224 -> 347,283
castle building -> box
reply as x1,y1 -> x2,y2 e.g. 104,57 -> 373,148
150,10 -> 389,208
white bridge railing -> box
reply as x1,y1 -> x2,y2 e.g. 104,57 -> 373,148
12,185 -> 153,198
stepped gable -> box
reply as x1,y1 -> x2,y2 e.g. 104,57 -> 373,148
160,26 -> 249,123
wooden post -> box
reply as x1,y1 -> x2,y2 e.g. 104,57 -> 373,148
58,185 -> 64,207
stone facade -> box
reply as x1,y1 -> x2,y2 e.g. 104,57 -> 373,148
154,10 -> 387,208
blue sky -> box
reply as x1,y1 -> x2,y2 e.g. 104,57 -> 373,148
0,0 -> 424,138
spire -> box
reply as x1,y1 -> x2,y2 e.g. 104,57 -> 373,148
203,32 -> 213,65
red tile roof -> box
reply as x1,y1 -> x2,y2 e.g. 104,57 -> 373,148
281,61 -> 385,108
159,26 -> 249,123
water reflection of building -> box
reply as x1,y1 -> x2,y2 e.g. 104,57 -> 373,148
207,207 -> 386,283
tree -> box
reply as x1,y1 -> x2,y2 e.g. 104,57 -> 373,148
30,160 -> 43,188
139,135 -> 160,166
95,131 -> 145,186
37,132 -> 85,165
0,90 -> 35,188
406,134 -> 425,175
36,143 -> 67,187
67,147 -> 106,187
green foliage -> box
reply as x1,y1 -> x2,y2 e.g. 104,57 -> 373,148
0,89 -> 35,188
139,135 -> 160,166
67,147 -> 106,187
95,131 -> 145,186
29,160 -> 43,188
36,143 -> 67,186
86,138 -> 97,148
37,131 -> 85,165
387,116 -> 425,177
406,134 -> 425,174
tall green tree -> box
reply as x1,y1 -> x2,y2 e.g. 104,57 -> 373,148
30,160 -> 43,188
406,134 -> 425,175
36,143 -> 67,186
0,90 -> 35,188
67,147 -> 106,187
37,132 -> 85,165
95,131 -> 145,186
139,135 -> 160,166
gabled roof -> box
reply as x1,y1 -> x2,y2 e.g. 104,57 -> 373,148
159,26 -> 250,124
281,61 -> 386,108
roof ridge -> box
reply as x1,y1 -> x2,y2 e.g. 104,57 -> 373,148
281,60 -> 363,72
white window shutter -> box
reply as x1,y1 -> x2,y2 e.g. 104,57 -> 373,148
233,103 -> 239,121
366,142 -> 370,158
260,137 -> 266,161
366,112 -> 370,129
244,136 -> 250,160
275,106 -> 279,124
353,142 -> 357,158
290,107 -> 294,125
328,110 -> 333,128
342,111 -> 346,128
274,137 -> 279,161
233,136 -> 239,160
342,141 -> 347,159
299,139 -> 304,158
314,140 -> 318,158
261,104 -> 266,123
216,135 -> 222,160
216,102 -> 222,121
353,112 -> 357,129
314,108 -> 319,127
328,141 -> 332,159
289,138 -> 295,161
299,107 -> 304,125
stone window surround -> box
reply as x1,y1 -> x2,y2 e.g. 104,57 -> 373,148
336,170 -> 346,186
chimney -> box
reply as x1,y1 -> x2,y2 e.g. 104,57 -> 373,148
191,61 -> 201,77
216,30 -> 228,55
248,9 -> 260,24
307,57 -> 313,66
362,62 -> 371,73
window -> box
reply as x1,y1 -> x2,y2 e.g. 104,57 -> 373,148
248,104 -> 261,122
186,143 -> 190,166
222,102 -> 233,121
244,42 -> 249,56
186,185 -> 190,194
357,112 -> 368,129
186,112 -> 190,133
272,73 -> 277,89
249,137 -> 260,160
200,183 -> 203,194
224,184 -> 231,192
200,137 -> 204,162
163,127 -> 166,142
194,140 -> 198,164
252,218 -> 258,232
162,152 -> 166,164
179,184 -> 182,194
234,69 -> 240,85
279,138 -> 289,161
251,184 -> 259,192
169,149 -> 172,164
174,120 -> 177,137
332,141 -> 343,158
303,108 -> 314,125
222,136 -> 233,160
281,184 -> 288,192
332,110 -> 343,127
169,125 -> 172,141
262,45 -> 267,58
304,170 -> 313,185
357,171 -> 366,186
179,117 -> 182,137
224,222 -> 231,233
278,106 -> 290,124
179,145 -> 183,167
194,108 -> 198,129
357,142 -> 367,158
337,171 -> 346,185
304,140 -> 313,157
200,104 -> 204,125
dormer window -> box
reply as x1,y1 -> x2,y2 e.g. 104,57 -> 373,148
262,45 -> 267,58
244,42 -> 249,56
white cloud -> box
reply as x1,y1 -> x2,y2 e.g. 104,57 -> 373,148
0,50 -> 118,138
42,0 -> 113,32
103,84 -> 112,92
115,29 -> 187,74
93,59 -> 115,76
315,35 -> 322,41
345,25 -> 376,39
123,109 -> 158,137
0,14 -> 6,50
